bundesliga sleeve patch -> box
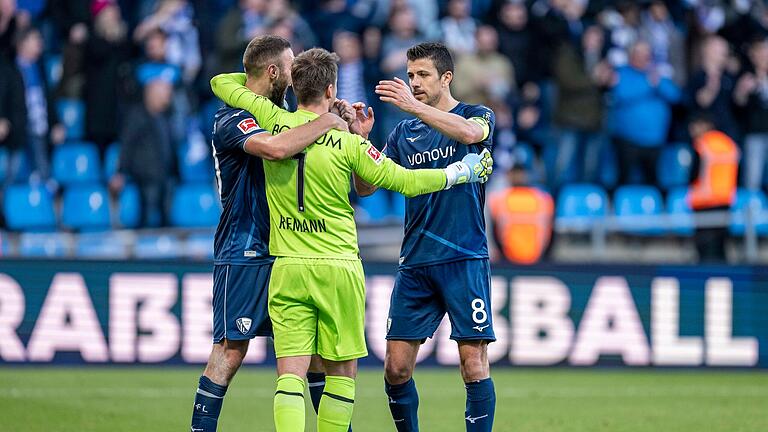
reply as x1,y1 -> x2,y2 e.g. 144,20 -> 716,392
366,144 -> 385,165
237,118 -> 260,134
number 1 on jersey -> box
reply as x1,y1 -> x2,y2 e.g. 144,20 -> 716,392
293,153 -> 306,212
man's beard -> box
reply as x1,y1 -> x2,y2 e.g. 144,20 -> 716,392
269,77 -> 289,106
424,91 -> 442,108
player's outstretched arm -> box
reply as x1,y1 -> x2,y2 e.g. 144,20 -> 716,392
211,73 -> 347,160
349,139 -> 493,198
244,113 -> 348,161
375,77 -> 491,145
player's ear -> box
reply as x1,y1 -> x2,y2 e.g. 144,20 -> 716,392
442,71 -> 453,88
268,63 -> 279,80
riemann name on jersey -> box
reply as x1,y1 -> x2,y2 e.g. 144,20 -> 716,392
278,215 -> 328,233
406,145 -> 455,166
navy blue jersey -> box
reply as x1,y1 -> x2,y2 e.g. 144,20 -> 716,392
384,102 -> 495,268
211,106 -> 274,266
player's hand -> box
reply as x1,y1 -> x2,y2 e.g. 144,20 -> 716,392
320,112 -> 349,133
443,149 -> 493,189
349,102 -> 375,139
375,77 -> 422,114
332,99 -> 356,125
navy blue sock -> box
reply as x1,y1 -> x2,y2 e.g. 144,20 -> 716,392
307,372 -> 326,414
191,376 -> 228,432
385,378 -> 419,432
464,378 -> 495,432
308,372 -> 353,432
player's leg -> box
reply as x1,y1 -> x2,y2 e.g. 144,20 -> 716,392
269,258 -> 318,432
274,355 -> 312,432
191,340 -> 248,432
439,259 -> 496,432
312,259 -> 369,432
191,264 -> 272,432
307,355 -> 327,413
317,358 -> 358,432
384,267 -> 444,432
384,340 -> 421,432
308,355 -> 355,431
458,341 -> 495,432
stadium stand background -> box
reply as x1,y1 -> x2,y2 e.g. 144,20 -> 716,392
2,0 -> 768,263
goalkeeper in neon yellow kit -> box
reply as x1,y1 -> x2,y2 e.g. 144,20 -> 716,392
210,47 -> 492,432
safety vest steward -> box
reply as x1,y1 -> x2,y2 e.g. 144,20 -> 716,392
688,130 -> 739,210
490,187 -> 553,264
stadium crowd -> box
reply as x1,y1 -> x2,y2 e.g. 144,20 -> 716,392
1,0 -> 768,261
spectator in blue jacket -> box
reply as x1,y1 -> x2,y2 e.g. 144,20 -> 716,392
609,40 -> 680,186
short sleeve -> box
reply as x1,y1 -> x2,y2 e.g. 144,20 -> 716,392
383,123 -> 400,164
215,111 -> 267,152
465,105 -> 496,150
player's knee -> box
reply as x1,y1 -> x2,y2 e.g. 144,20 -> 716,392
459,354 -> 489,382
384,359 -> 413,384
223,344 -> 248,366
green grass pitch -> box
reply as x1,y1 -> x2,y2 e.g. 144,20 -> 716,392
1,367 -> 766,431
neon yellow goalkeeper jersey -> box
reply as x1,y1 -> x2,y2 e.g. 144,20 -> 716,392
211,73 -> 448,260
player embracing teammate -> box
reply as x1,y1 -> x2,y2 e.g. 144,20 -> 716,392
202,35 -> 493,432
368,42 -> 498,432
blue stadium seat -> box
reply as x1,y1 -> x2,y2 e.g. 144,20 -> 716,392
76,232 -> 129,259
170,184 -> 220,227
57,99 -> 85,141
136,62 -> 181,85
19,232 -> 70,257
52,142 -> 101,185
134,233 -> 182,259
657,144 -> 693,191
118,183 -> 141,228
62,183 -> 111,231
730,188 -> 768,236
178,141 -> 213,183
555,183 -> 608,232
185,231 -> 215,260
666,187 -> 695,236
104,142 -> 120,179
614,185 -> 665,235
3,183 -> 56,231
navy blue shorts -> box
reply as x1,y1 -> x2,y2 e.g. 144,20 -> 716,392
212,263 -> 273,342
386,259 -> 495,342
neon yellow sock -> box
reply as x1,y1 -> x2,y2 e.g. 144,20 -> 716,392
317,376 -> 355,432
274,374 -> 306,432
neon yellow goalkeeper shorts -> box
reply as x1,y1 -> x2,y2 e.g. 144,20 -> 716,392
268,256 -> 368,361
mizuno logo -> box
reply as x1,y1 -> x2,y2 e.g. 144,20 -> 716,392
473,324 -> 490,332
406,135 -> 422,143
394,419 -> 405,423
191,428 -> 204,432
465,414 -> 488,424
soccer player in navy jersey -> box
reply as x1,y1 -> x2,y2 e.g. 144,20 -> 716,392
363,42 -> 497,432
189,36 -> 350,432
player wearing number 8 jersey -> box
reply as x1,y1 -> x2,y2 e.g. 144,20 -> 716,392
210,47 -> 493,432
361,42 -> 498,432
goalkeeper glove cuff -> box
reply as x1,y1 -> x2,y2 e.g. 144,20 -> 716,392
443,161 -> 471,190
